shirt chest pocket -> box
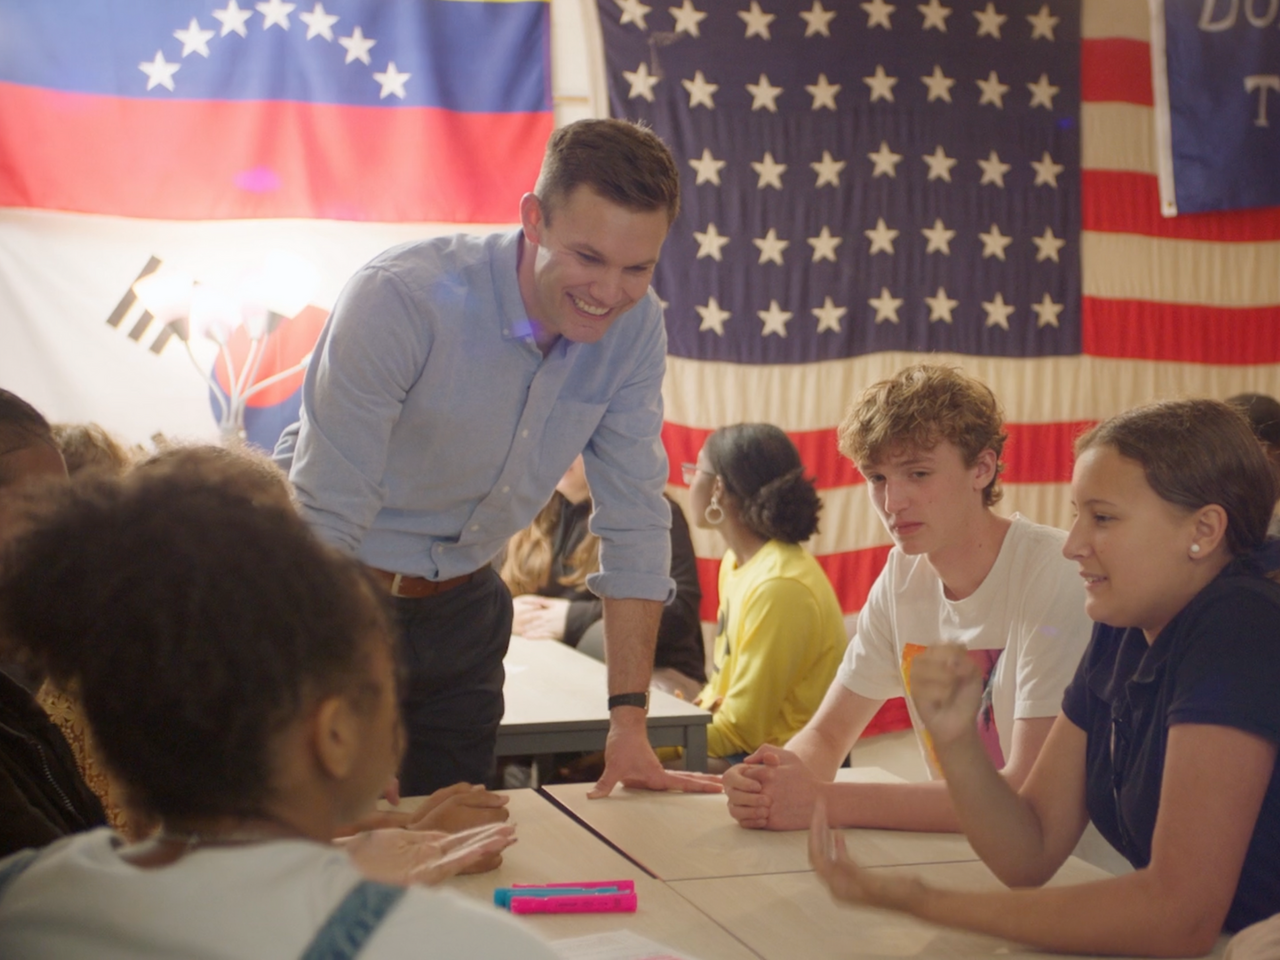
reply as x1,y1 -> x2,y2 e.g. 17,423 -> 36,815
535,400 -> 608,478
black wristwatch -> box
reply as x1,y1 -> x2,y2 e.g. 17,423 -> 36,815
608,691 -> 650,711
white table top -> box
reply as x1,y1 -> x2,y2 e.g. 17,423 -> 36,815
440,789 -> 757,960
503,635 -> 709,729
667,857 -> 1219,960
543,767 -> 977,881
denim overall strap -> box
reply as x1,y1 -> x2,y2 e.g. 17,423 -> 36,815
299,880 -> 408,960
0,848 -> 41,901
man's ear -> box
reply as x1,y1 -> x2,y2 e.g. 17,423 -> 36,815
520,192 -> 544,246
311,695 -> 360,781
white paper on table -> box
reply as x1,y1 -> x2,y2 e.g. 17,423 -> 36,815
551,929 -> 700,960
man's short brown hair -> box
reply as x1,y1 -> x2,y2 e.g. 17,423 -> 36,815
534,119 -> 680,224
837,364 -> 1008,506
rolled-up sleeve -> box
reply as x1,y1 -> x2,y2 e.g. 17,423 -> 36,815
583,297 -> 674,603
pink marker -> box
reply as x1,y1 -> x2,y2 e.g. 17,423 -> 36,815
509,891 -> 638,914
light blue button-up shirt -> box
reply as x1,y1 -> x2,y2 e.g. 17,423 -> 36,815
288,229 -> 674,603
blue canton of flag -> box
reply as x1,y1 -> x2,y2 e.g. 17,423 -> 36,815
598,0 -> 1081,364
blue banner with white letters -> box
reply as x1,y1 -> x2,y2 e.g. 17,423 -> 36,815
1155,0 -> 1280,215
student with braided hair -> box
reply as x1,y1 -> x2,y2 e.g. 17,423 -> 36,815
684,424 -> 846,773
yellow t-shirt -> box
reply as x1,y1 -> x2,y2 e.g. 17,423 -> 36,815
697,540 -> 847,758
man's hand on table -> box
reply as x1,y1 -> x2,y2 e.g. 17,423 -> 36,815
725,744 -> 823,830
588,709 -> 723,798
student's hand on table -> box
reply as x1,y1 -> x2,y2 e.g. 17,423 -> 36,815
809,796 -> 925,913
589,718 -> 723,798
725,744 -> 818,830
908,644 -> 985,749
338,823 -> 516,886
407,782 -> 510,833
511,595 -> 569,640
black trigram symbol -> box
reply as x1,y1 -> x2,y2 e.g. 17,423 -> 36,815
104,256 -> 185,355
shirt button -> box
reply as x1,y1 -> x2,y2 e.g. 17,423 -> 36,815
521,429 -> 529,438
470,524 -> 480,532
501,485 -> 510,494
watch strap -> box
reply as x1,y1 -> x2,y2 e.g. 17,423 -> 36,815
607,691 -> 649,711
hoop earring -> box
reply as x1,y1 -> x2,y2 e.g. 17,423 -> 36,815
705,494 -> 725,526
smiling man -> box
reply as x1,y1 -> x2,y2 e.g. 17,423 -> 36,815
286,120 -> 717,798
723,364 -> 1092,831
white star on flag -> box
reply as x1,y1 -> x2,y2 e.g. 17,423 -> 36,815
800,1 -> 837,36
139,51 -> 180,91
753,228 -> 790,265
921,218 -> 956,254
1027,4 -> 1059,40
918,0 -> 951,32
865,217 -> 899,254
869,287 -> 904,323
373,61 -> 410,99
973,1 -> 1007,38
806,74 -> 840,110
1028,73 -> 1060,110
759,299 -> 793,336
807,226 -> 843,262
339,26 -> 376,64
682,71 -> 718,109
977,150 -> 1011,187
861,0 -> 895,29
617,0 -> 653,29
174,19 -> 215,57
751,152 -> 787,189
982,292 -> 1015,329
810,150 -> 846,187
697,296 -> 731,334
624,62 -> 660,101
922,145 -> 957,181
689,148 -> 727,185
925,287 -> 959,322
1031,150 -> 1065,187
812,296 -> 847,332
213,0 -> 253,37
976,70 -> 1009,108
746,74 -> 783,112
669,0 -> 707,36
1032,226 -> 1066,262
978,223 -> 1013,260
694,223 -> 731,260
920,65 -> 955,103
299,3 -> 340,41
1032,292 -> 1064,327
868,141 -> 903,177
256,0 -> 296,31
863,65 -> 898,103
739,1 -> 776,39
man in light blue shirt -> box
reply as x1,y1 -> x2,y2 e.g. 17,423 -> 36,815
286,120 -> 718,798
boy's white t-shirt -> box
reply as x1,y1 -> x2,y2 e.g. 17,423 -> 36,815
0,829 -> 560,960
837,513 -> 1092,776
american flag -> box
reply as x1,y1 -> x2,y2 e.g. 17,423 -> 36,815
597,0 -> 1280,627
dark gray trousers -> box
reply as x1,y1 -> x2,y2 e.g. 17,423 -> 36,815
391,567 -> 512,796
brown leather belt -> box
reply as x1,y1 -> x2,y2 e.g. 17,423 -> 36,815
369,567 -> 478,599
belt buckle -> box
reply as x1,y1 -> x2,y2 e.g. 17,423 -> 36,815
390,573 -> 406,597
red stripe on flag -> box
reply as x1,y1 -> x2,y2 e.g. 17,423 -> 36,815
1083,297 -> 1280,364
0,83 -> 551,222
665,421 -> 1083,490
1080,38 -> 1153,106
1083,171 -> 1280,241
